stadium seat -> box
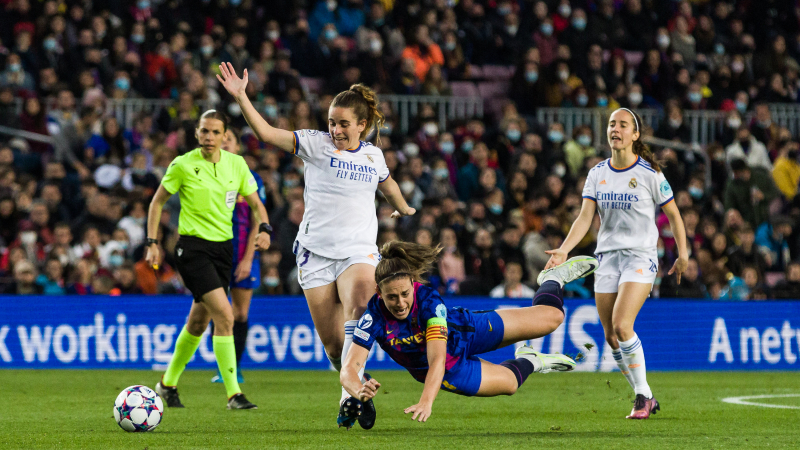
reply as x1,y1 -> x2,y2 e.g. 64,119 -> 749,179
450,81 -> 481,98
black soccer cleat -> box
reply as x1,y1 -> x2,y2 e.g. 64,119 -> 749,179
337,397 -> 362,430
357,373 -> 377,430
155,381 -> 185,408
227,393 -> 258,410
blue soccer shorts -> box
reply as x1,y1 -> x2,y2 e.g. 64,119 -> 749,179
440,310 -> 505,397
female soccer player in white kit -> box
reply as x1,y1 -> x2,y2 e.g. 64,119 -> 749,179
217,62 -> 415,428
544,108 -> 688,419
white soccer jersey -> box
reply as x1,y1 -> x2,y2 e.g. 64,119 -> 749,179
292,129 -> 390,260
582,156 -> 674,254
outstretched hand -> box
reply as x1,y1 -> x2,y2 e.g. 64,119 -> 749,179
544,248 -> 568,270
216,62 -> 248,99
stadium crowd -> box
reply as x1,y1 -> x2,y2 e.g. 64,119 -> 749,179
2,0 -> 800,300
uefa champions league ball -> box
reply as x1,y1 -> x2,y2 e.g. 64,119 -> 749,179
113,385 -> 163,432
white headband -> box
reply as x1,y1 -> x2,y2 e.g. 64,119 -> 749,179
616,108 -> 639,131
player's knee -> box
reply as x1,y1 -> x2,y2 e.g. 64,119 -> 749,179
545,308 -> 565,332
612,321 -> 633,340
186,318 -> 208,336
325,345 -> 342,361
232,308 -> 248,322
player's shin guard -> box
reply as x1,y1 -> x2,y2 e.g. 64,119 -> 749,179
213,335 -> 242,398
233,320 -> 248,365
341,320 -> 364,404
612,348 -> 636,390
162,326 -> 202,387
532,280 -> 564,312
619,333 -> 652,398
499,358 -> 536,388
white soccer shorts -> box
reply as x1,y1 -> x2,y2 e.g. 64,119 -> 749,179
594,249 -> 658,293
294,241 -> 380,290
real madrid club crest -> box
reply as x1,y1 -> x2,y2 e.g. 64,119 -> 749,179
629,178 -> 637,189
367,155 -> 374,163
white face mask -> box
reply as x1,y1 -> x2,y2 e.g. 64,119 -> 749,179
629,92 -> 643,105
657,34 -> 670,48
400,181 -> 416,195
423,122 -> 439,136
727,117 -> 742,129
552,163 -> 566,178
267,30 -> 280,41
403,143 -> 420,157
227,102 -> 242,117
20,231 -> 37,245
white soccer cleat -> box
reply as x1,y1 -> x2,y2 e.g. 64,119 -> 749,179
515,345 -> 576,373
537,256 -> 598,286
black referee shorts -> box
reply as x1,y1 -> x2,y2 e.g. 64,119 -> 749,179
175,235 -> 233,302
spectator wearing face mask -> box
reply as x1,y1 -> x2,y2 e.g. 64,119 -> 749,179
563,125 -> 596,177
655,104 -> 691,143
725,126 -> 772,172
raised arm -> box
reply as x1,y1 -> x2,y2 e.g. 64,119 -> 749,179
217,62 -> 295,152
544,198 -> 597,269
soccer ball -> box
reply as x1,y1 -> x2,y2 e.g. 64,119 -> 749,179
113,385 -> 163,432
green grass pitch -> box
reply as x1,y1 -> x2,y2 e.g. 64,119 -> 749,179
3,370 -> 799,449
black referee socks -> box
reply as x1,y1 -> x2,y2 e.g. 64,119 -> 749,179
233,320 -> 248,364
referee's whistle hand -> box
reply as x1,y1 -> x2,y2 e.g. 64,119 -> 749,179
255,233 -> 271,251
145,246 -> 161,269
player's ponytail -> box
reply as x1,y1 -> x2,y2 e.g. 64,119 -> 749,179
375,241 -> 443,287
331,83 -> 385,143
624,108 -> 662,172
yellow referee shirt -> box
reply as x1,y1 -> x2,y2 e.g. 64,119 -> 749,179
161,148 -> 257,242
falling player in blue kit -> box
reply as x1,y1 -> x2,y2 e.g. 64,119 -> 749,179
338,241 -> 598,426
210,128 -> 268,384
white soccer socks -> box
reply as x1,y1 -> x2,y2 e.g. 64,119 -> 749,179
619,333 -> 653,398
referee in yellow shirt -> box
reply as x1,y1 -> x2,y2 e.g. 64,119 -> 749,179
146,110 -> 271,410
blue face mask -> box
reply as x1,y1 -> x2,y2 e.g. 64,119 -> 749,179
263,277 -> 280,287
434,168 -> 450,180
688,186 -> 704,200
264,104 -> 278,117
44,38 -> 58,51
230,0 -> 242,5
525,71 -> 538,83
576,94 -> 588,106
689,92 -> 702,103
548,130 -> 564,143
201,45 -> 214,56
597,97 -> 608,107
440,141 -> 455,154
506,129 -> 521,142
445,41 -> 456,51
115,78 -> 130,91
324,29 -> 338,41
462,140 -> 474,153
735,100 -> 747,113
137,0 -> 150,9
489,204 -> 503,215
8,63 -> 21,72
131,34 -> 145,44
383,123 -> 393,134
540,23 -> 553,36
577,135 -> 592,147
715,43 -> 725,55
109,254 -> 124,267
572,18 -> 587,30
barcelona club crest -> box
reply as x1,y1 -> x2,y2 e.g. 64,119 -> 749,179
629,178 -> 637,188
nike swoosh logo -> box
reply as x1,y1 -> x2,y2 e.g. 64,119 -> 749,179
577,264 -> 598,278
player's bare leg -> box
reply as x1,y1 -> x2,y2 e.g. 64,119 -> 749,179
336,263 -> 378,429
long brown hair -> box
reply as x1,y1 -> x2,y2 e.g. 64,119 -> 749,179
331,83 -> 385,142
375,241 -> 443,287
618,108 -> 661,172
